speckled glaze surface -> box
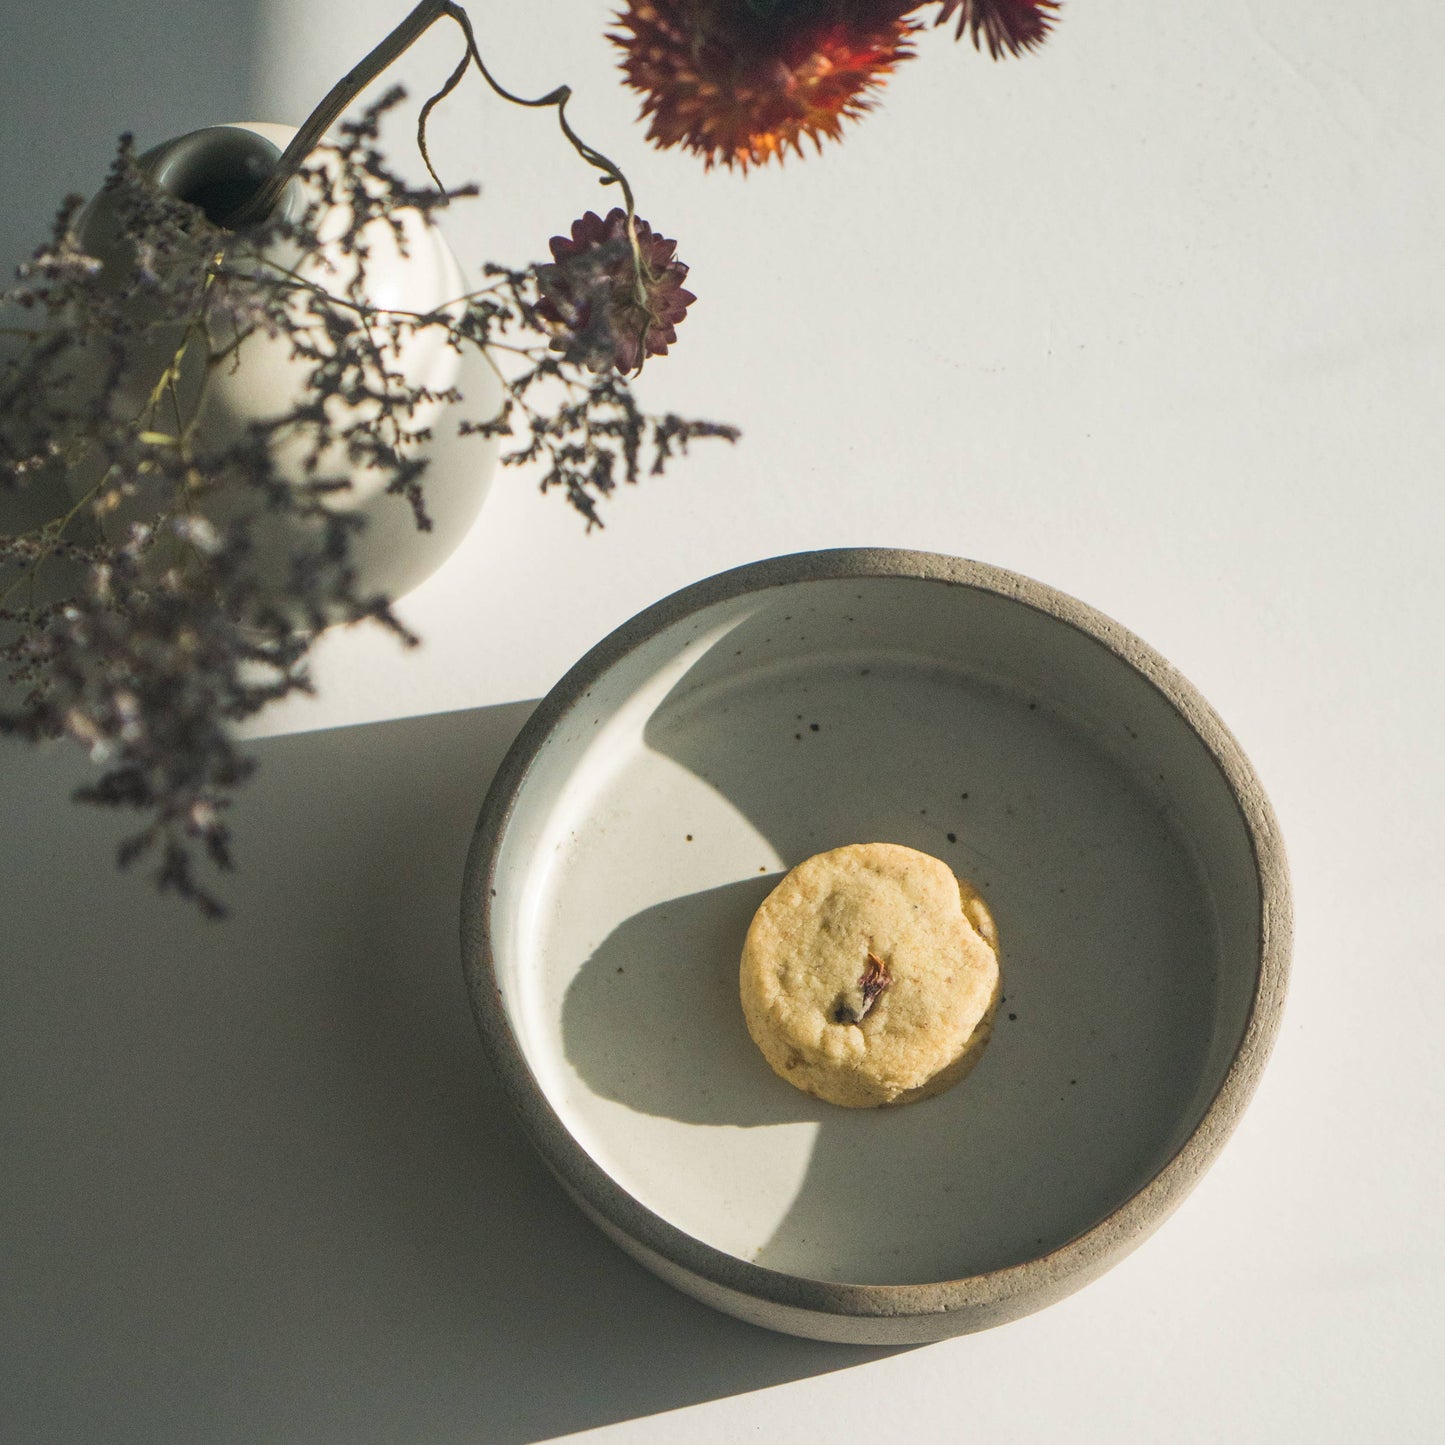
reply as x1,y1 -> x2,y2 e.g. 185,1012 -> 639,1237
460,550 -> 1291,1344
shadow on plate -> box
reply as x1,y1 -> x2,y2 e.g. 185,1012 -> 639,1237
561,874 -> 1213,1285
556,591 -> 1221,1285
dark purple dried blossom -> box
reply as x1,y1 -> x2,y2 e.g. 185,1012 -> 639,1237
536,208 -> 695,374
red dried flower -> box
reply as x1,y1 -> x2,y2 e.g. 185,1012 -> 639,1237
536,208 -> 696,374
933,0 -> 1060,59
611,0 -> 919,171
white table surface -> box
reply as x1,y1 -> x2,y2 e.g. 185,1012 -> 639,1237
3,2 -> 1443,1440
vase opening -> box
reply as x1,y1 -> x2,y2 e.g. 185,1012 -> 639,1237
147,126 -> 284,228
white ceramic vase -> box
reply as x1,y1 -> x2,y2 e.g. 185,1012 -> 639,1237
69,122 -> 501,606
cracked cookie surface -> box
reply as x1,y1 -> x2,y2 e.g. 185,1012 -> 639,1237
740,843 -> 1001,1108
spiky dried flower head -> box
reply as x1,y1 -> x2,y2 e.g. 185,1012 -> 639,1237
611,0 -> 919,171
933,0 -> 1060,59
536,208 -> 696,373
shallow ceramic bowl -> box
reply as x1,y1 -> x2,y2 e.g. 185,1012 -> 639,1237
461,550 -> 1290,1344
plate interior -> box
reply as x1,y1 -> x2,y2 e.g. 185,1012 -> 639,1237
488,577 -> 1259,1286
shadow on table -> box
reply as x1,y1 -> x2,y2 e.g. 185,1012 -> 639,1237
0,702 -> 894,1445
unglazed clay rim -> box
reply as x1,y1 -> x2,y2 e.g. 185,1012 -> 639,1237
460,550 -> 1292,1330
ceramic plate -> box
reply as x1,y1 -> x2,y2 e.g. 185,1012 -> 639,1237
462,551 -> 1288,1341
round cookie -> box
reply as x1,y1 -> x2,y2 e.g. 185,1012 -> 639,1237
740,843 -> 1001,1108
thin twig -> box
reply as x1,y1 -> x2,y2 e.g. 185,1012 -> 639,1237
219,1 -> 647,306
225,0 -> 453,227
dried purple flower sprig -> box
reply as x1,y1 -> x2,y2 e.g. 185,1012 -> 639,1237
0,26 -> 734,916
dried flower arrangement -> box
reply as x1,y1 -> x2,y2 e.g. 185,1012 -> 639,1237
612,0 -> 1061,169
0,0 -> 1058,916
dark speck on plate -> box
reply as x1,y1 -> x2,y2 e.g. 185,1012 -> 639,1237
1008,1013 -> 1018,1021
809,722 -> 820,732
947,832 -> 957,843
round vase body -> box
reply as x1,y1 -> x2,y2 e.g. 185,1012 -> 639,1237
69,122 -> 502,607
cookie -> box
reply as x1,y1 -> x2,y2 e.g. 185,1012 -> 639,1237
740,843 -> 1001,1108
